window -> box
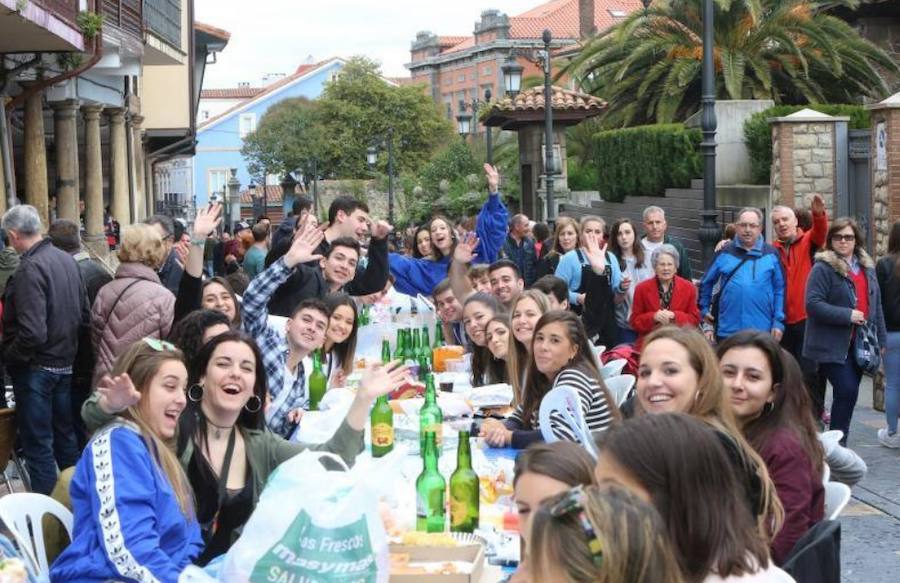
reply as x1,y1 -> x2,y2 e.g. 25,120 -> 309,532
458,73 -> 466,83
239,113 -> 257,138
208,169 -> 228,199
609,9 -> 627,17
482,66 -> 492,76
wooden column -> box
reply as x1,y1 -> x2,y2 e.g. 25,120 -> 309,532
50,99 -> 80,221
82,104 -> 106,256
23,86 -> 49,225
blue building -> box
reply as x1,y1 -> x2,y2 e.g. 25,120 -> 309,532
192,57 -> 344,207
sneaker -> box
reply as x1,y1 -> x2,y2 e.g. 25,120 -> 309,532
877,428 -> 900,449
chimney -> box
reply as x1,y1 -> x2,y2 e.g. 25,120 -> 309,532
579,0 -> 596,39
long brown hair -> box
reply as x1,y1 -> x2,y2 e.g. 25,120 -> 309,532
465,293 -> 504,386
520,311 -> 619,429
112,340 -> 195,518
201,276 -> 242,327
716,331 -> 825,477
513,441 -> 596,487
530,483 -> 685,583
637,326 -> 784,538
323,293 -> 358,377
596,413 -> 769,583
507,290 -> 551,403
886,220 -> 900,275
609,218 -> 646,270
547,216 -> 579,258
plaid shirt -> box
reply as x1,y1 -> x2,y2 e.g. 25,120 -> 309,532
242,258 -> 308,437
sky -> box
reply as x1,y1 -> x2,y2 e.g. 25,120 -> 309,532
195,0 -> 541,88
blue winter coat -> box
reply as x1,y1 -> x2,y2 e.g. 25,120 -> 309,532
699,236 -> 786,338
803,249 -> 887,364
389,191 -> 509,296
51,422 -> 202,583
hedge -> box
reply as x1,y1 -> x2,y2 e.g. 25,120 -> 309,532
592,124 -> 702,202
744,104 -> 871,185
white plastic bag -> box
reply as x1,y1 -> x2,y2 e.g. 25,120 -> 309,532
215,450 -> 390,582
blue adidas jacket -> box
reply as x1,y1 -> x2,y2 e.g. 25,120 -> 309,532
390,191 -> 509,296
699,236 -> 786,337
51,423 -> 202,583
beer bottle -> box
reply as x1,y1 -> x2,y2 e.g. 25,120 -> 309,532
370,394 -> 394,458
381,337 -> 392,365
417,351 -> 430,382
412,328 -> 421,356
419,373 -> 443,454
393,329 -> 405,361
450,431 -> 480,533
308,349 -> 327,411
416,431 -> 446,532
405,329 -> 419,378
433,322 -> 445,348
421,326 -> 431,359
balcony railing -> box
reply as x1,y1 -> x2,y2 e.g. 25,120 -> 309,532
32,0 -> 80,29
102,0 -> 142,39
144,0 -> 182,49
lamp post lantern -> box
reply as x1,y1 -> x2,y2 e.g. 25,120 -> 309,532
501,54 -> 523,98
366,129 -> 395,225
542,29 -> 556,221
456,108 -> 472,138
697,0 -> 719,267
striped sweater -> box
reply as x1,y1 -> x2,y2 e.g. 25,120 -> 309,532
504,367 -> 614,449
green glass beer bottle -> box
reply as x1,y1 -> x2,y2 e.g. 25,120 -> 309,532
416,431 -> 446,532
370,394 -> 394,458
450,431 -> 480,533
419,373 -> 443,454
433,322 -> 445,348
417,352 -> 430,382
412,328 -> 421,356
381,337 -> 392,364
394,329 -> 405,361
421,326 -> 431,359
308,349 -> 327,411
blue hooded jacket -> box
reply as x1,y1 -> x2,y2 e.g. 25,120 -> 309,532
51,423 -> 202,583
390,191 -> 508,296
699,236 -> 786,338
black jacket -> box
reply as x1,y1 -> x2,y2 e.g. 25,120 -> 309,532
266,237 -> 390,317
2,238 -> 89,367
876,256 -> 900,332
74,251 -> 113,306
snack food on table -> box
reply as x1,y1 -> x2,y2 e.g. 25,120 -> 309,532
399,531 -> 459,548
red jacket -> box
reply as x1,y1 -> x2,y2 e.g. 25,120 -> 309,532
630,276 -> 701,342
774,211 -> 827,324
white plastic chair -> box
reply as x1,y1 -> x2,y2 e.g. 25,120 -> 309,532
823,482 -> 852,520
603,374 -> 636,408
822,460 -> 831,485
538,386 -> 598,458
599,359 -> 627,379
0,492 -> 73,576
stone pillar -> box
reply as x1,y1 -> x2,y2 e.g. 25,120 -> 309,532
131,114 -> 146,220
23,87 -> 49,225
82,104 -> 106,256
107,108 -> 130,226
868,92 -> 900,257
145,155 -> 155,217
769,108 -> 848,216
50,99 -> 80,221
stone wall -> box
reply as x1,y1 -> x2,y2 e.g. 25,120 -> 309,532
869,95 -> 900,257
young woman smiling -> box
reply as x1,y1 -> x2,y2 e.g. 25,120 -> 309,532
609,218 -> 654,344
634,326 -> 783,539
507,290 -> 551,403
322,293 -> 359,387
535,216 -> 579,280
717,331 -> 825,565
53,340 -> 201,582
464,293 -> 506,387
411,225 -> 434,259
484,315 -> 511,385
480,311 -> 618,449
84,332 -> 411,565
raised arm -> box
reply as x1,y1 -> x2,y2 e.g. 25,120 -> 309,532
450,233 -> 478,303
473,164 -> 509,265
347,221 -> 391,296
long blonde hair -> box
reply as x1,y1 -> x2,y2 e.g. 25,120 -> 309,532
506,290 -> 551,404
638,326 -> 784,539
530,483 -> 684,583
111,340 -> 195,518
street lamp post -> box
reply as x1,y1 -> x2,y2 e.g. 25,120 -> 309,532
697,0 -> 719,267
456,104 -> 472,139
366,128 -> 395,225
542,29 -> 556,221
484,88 -> 493,165
501,54 -> 523,98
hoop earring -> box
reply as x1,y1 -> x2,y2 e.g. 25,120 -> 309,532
187,384 -> 203,402
244,395 -> 262,413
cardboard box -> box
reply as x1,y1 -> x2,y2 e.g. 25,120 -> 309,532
389,543 -> 485,582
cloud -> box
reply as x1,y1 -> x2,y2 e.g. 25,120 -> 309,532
196,0 -> 539,86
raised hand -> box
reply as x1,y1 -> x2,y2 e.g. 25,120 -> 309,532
284,222 -> 325,268
193,203 -> 222,238
810,193 -> 826,215
371,220 -> 393,240
454,232 -> 480,264
582,232 -> 607,274
96,373 -> 141,414
173,240 -> 190,267
356,361 -> 412,403
485,164 -> 500,193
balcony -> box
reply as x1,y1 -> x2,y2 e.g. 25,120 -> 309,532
143,0 -> 184,65
0,0 -> 85,52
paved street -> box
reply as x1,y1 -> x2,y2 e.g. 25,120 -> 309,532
838,377 -> 900,582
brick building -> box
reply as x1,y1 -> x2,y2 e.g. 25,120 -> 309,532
406,0 -> 641,125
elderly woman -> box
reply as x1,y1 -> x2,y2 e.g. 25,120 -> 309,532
629,244 -> 700,344
91,223 -> 175,385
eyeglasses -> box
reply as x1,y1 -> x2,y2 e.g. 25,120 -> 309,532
832,234 -> 855,242
548,485 -> 603,567
143,338 -> 177,352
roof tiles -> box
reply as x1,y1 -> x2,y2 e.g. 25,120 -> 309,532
490,85 -> 607,113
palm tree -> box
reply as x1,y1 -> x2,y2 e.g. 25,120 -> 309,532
564,0 -> 899,127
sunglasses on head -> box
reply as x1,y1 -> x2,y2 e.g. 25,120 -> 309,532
143,338 -> 177,352
548,485 -> 603,567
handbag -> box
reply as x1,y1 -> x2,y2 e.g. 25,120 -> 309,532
846,279 -> 881,374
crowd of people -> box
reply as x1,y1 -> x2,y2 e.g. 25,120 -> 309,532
0,159 -> 888,582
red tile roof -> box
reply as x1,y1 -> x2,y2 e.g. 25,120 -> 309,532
437,35 -> 469,46
240,185 -> 296,204
491,85 -> 607,113
200,87 -> 264,99
295,63 -> 318,75
194,21 -> 231,41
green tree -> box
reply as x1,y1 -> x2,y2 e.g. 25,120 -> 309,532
564,0 -> 899,127
316,56 -> 455,178
241,97 -> 323,180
